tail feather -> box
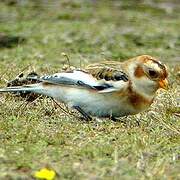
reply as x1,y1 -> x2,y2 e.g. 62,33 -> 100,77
0,84 -> 41,93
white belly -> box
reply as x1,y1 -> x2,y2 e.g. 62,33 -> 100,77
44,85 -> 140,117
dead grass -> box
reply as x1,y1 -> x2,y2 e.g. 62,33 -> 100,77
0,0 -> 179,179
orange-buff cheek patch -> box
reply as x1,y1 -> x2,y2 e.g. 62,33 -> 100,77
134,66 -> 145,78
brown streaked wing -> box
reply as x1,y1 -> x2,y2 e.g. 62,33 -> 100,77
85,61 -> 128,82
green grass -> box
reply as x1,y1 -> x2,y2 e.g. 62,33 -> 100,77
0,0 -> 179,179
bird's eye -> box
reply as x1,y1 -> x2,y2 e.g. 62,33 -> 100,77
148,69 -> 158,78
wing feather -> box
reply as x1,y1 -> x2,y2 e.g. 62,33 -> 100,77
85,62 -> 128,82
40,70 -> 100,89
36,65 -> 129,92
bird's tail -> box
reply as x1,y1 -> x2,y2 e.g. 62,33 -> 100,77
0,83 -> 42,93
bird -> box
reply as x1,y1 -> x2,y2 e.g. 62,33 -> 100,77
0,55 -> 168,120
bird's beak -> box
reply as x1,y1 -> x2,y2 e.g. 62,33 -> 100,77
159,78 -> 168,90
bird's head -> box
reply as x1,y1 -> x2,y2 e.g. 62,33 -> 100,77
127,55 -> 168,97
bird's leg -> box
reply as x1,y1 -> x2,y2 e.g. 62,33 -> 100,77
73,106 -> 92,121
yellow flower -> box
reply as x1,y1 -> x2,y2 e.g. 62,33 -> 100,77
34,168 -> 56,180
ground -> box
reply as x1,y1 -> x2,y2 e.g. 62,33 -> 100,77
0,0 -> 179,179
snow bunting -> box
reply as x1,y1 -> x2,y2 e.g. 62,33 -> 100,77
0,55 -> 168,120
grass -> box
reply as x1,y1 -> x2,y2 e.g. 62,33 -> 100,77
0,0 -> 179,179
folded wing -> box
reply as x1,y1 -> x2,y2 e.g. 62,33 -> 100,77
39,69 -> 129,93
